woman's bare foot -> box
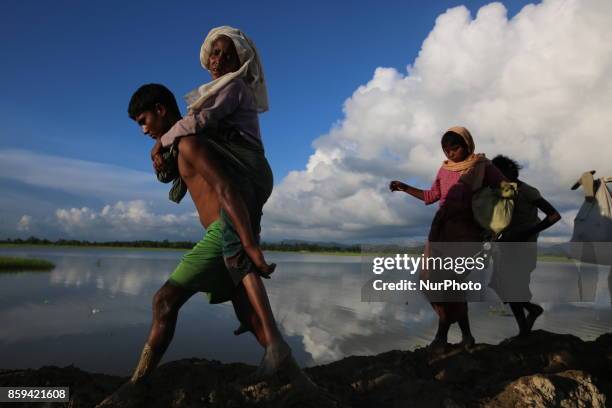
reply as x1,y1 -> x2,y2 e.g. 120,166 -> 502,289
428,337 -> 448,354
459,335 -> 475,351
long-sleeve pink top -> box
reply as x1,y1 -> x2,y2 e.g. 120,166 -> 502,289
423,163 -> 506,207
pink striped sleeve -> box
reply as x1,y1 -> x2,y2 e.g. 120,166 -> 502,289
423,168 -> 442,205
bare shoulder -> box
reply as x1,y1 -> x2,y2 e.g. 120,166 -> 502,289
177,135 -> 200,157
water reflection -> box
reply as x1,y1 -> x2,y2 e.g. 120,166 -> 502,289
0,247 -> 610,376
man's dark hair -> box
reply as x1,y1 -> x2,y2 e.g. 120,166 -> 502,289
128,84 -> 181,119
492,154 -> 522,181
441,131 -> 468,150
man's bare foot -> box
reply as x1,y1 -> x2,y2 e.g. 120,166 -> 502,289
244,246 -> 276,278
247,340 -> 292,382
242,345 -> 340,406
257,262 -> 276,279
95,380 -> 148,408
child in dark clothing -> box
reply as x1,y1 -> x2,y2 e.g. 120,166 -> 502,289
491,155 -> 561,336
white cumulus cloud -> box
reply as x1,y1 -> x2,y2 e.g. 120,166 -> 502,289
55,200 -> 200,241
263,0 -> 612,242
16,215 -> 32,231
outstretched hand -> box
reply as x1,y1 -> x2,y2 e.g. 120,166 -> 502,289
389,180 -> 407,192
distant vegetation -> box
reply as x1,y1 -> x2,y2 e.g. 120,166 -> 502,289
1,237 -> 196,249
262,241 -> 363,253
0,256 -> 55,271
0,237 -> 572,259
0,236 -> 366,253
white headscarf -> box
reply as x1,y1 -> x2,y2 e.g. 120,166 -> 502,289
184,26 -> 269,113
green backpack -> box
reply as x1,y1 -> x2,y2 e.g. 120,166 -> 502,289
472,181 -> 518,234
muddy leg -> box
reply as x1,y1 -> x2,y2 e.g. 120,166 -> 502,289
240,271 -> 295,378
231,282 -> 265,346
95,282 -> 194,407
133,282 -> 195,381
241,271 -> 282,347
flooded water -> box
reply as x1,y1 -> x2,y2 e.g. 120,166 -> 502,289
0,246 -> 610,375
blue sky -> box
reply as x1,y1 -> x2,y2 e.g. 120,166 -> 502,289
3,0 -> 609,242
1,0 -> 534,178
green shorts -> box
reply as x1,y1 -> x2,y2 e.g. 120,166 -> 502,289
168,220 -> 235,304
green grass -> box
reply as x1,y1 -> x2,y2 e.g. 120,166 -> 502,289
0,256 -> 55,271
